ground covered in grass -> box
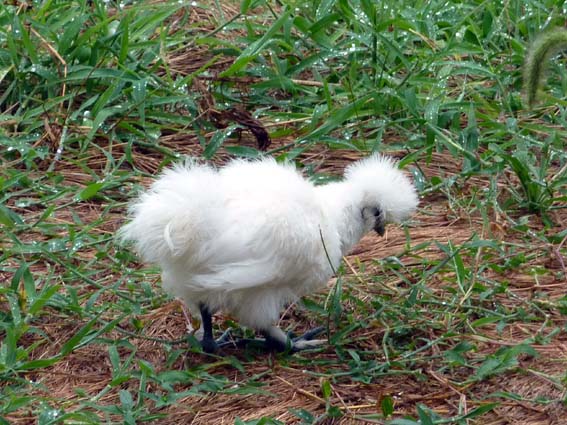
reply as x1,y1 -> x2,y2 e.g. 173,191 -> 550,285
1,0 -> 566,424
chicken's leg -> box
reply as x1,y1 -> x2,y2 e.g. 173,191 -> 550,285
199,304 -> 325,353
199,304 -> 220,354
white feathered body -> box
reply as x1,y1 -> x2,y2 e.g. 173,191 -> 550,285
121,156 -> 417,330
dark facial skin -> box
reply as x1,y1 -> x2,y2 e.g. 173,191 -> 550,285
363,206 -> 385,236
373,209 -> 385,236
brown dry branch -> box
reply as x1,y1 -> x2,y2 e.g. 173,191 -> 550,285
192,78 -> 272,150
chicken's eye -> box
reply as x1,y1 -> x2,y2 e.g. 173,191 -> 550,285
362,206 -> 379,219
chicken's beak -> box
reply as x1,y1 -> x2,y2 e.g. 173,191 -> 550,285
374,221 -> 385,237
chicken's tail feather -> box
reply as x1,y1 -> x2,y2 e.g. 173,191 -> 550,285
118,161 -> 218,264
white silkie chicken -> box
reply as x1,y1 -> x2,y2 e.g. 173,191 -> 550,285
120,155 -> 418,353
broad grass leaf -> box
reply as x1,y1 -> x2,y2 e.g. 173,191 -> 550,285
416,404 -> 435,425
118,14 -> 131,66
12,16 -> 38,63
203,128 -> 231,159
119,389 -> 134,410
360,0 -> 376,24
87,106 -> 124,140
303,93 -> 373,141
3,326 -> 18,368
387,419 -> 420,425
474,344 -> 537,381
321,379 -> 331,399
293,16 -> 311,34
58,15 -> 89,55
471,316 -> 500,328
60,316 -> 98,356
28,284 -> 60,316
65,67 -> 132,81
132,78 -> 147,124
6,293 -> 22,329
0,204 -> 23,228
440,60 -> 497,78
290,409 -> 314,422
309,13 -> 341,35
380,394 -> 394,417
138,359 -> 155,376
240,0 -> 252,14
11,262 -> 32,294
19,357 -> 62,370
0,66 -> 10,85
221,8 -> 291,77
60,316 -> 121,356
77,182 -> 104,201
224,146 -> 261,158
403,88 -> 419,117
316,0 -> 336,19
482,9 -> 493,38
156,370 -> 194,386
462,403 -> 498,419
22,263 -> 36,302
475,357 -> 504,380
108,345 -> 121,371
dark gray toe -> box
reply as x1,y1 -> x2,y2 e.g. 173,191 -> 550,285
293,326 -> 325,342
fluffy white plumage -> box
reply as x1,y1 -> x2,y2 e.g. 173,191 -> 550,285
120,154 -> 418,351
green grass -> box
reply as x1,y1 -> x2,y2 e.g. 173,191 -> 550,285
1,0 -> 567,423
